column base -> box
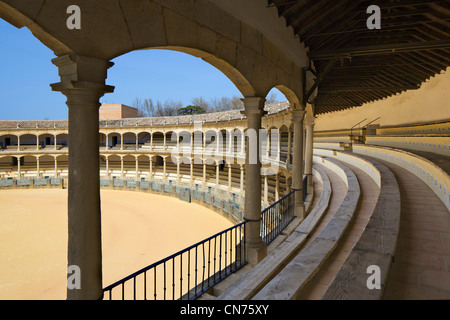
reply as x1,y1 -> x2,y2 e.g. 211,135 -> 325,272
246,240 -> 267,266
294,204 -> 306,220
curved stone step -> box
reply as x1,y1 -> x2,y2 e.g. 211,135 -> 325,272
251,157 -> 361,300
321,155 -> 401,300
215,164 -> 333,300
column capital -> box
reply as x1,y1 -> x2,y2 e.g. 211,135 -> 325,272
291,109 -> 306,122
240,97 -> 267,118
50,54 -> 114,104
305,117 -> 315,127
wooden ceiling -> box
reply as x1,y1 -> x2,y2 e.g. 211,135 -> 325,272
268,0 -> 450,115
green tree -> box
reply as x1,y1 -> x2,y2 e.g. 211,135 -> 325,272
178,105 -> 206,115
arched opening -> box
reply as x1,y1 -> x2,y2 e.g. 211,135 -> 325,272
122,155 -> 136,178
279,125 -> 289,164
0,155 -> 14,178
38,155 -> 55,178
137,132 -> 151,150
38,134 -> 55,149
56,155 -> 68,177
108,133 -> 122,149
0,134 -> 18,150
152,132 -> 165,150
56,134 -> 69,149
122,132 -> 137,150
107,155 -> 121,178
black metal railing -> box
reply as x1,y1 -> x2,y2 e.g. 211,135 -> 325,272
261,191 -> 296,244
103,222 -> 247,300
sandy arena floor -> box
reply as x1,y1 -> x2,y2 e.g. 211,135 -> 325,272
0,188 -> 233,300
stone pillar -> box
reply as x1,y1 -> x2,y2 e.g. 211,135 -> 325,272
135,157 -> 139,180
241,97 -> 267,265
190,159 -> 194,187
263,173 -> 268,206
228,164 -> 232,193
216,162 -> 220,186
148,156 -> 153,181
17,156 -> 21,177
51,54 -> 114,300
202,161 -> 207,191
177,158 -> 180,183
163,157 -> 167,182
54,157 -> 58,177
239,164 -> 244,195
106,156 -> 109,177
37,157 -> 40,177
120,156 -> 124,178
291,109 -> 306,220
54,135 -> 57,150
305,117 -> 315,193
120,133 -> 124,151
275,174 -> 280,202
36,135 -> 40,151
17,136 -> 20,151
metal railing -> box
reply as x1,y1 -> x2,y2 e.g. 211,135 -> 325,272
260,176 -> 308,244
103,222 -> 247,300
261,190 -> 296,244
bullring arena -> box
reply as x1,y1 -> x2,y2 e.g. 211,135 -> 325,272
0,0 -> 449,301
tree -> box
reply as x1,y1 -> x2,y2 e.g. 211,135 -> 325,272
132,97 -> 155,117
178,105 -> 206,115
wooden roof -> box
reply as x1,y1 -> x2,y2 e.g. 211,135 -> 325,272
268,0 -> 450,115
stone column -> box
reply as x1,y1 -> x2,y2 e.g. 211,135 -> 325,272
54,157 -> 58,177
120,156 -> 124,178
120,133 -> 124,151
163,157 -> 167,182
304,117 -> 315,193
263,173 -> 268,206
17,156 -> 21,177
275,174 -> 280,202
202,161 -> 207,191
106,156 -> 109,177
54,135 -> 57,150
291,109 -> 306,219
216,162 -> 220,186
239,164 -> 244,195
148,156 -> 153,181
135,156 -> 139,180
36,135 -> 39,151
37,157 -> 40,177
190,159 -> 194,187
51,54 -> 114,300
241,97 -> 267,265
177,158 -> 180,184
228,164 -> 232,193
17,136 -> 20,151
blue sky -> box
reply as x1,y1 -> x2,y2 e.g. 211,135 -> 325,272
0,18 -> 285,121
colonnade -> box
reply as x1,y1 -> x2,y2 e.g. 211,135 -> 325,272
0,54 -> 316,300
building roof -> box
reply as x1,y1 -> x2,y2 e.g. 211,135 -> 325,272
268,0 -> 450,115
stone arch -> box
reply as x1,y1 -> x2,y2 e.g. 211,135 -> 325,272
0,1 -> 306,99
